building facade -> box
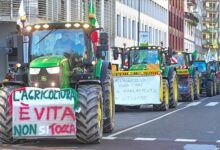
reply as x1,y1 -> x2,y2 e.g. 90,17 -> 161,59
115,0 -> 169,48
0,0 -> 115,80
202,0 -> 220,57
194,0 -> 203,55
184,0 -> 197,53
169,0 -> 184,52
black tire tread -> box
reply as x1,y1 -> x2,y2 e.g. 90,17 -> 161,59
76,84 -> 103,144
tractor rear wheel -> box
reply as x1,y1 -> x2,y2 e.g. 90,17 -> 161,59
76,84 -> 103,144
0,85 -> 22,144
193,71 -> 200,100
181,78 -> 194,102
207,81 -> 213,97
169,72 -> 178,108
102,69 -> 115,133
153,80 -> 169,111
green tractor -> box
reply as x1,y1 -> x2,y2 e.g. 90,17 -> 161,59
193,60 -> 220,96
174,52 -> 200,101
112,46 -> 178,111
0,21 -> 115,144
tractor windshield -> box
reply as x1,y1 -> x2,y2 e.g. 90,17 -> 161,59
174,54 -> 185,66
130,49 -> 159,65
193,61 -> 207,73
31,29 -> 86,59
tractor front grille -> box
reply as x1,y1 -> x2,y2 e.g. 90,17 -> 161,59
29,68 -> 60,88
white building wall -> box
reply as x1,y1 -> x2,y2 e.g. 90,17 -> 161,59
184,0 -> 196,53
115,0 -> 168,48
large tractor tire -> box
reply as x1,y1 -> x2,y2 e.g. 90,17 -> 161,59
76,84 -> 103,144
216,82 -> 220,95
181,78 -> 194,102
169,72 -> 178,108
0,85 -> 22,144
206,81 -> 213,97
213,79 -> 217,96
153,79 -> 169,111
193,71 -> 200,100
102,69 -> 115,133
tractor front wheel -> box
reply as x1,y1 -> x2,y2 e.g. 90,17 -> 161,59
0,85 -> 22,144
102,69 -> 115,133
193,71 -> 200,100
153,80 -> 169,111
169,72 -> 178,108
207,81 -> 213,97
181,78 -> 194,102
76,84 -> 103,144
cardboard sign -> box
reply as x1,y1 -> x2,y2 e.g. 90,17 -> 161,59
11,87 -> 77,138
113,76 -> 161,105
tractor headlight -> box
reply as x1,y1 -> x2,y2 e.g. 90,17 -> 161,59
46,67 -> 60,74
30,68 -> 41,75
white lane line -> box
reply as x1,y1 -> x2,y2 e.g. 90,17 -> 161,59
216,140 -> 220,143
187,102 -> 201,107
102,137 -> 117,140
175,139 -> 197,142
205,102 -> 219,107
178,102 -> 183,106
134,138 -> 156,141
108,98 -> 208,137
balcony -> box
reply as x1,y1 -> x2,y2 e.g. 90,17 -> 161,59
187,0 -> 196,6
203,16 -> 219,23
204,4 -> 219,12
184,12 -> 199,26
203,0 -> 219,2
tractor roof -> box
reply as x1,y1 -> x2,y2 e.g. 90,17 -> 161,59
25,22 -> 95,32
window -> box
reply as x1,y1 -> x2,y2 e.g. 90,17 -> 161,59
128,18 -> 131,39
117,15 -> 121,37
132,20 -> 136,40
149,27 -> 152,44
123,17 -> 127,38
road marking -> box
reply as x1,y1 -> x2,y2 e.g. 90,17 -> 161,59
178,102 -> 183,106
102,137 -> 117,140
187,102 -> 201,107
205,102 -> 219,107
134,138 -> 156,141
108,98 -> 208,137
175,139 -> 197,142
216,140 -> 220,143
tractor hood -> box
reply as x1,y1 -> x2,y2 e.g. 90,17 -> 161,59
30,55 -> 66,68
129,64 -> 160,71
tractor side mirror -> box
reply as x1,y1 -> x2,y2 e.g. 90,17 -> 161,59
168,47 -> 173,58
98,32 -> 108,51
113,48 -> 119,60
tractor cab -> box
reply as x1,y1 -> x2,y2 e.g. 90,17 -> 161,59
113,46 -> 168,71
192,61 -> 207,73
17,22 -> 108,88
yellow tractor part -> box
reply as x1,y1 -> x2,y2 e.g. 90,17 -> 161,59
176,69 -> 189,75
112,70 -> 160,76
146,64 -> 160,71
174,77 -> 178,101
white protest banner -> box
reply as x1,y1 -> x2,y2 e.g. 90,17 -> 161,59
12,87 -> 77,138
113,76 -> 161,106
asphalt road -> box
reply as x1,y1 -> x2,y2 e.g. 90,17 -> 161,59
1,96 -> 220,150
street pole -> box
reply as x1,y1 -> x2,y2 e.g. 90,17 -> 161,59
137,0 -> 140,47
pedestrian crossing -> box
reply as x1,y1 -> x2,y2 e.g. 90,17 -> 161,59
187,101 -> 220,107
205,102 -> 219,107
